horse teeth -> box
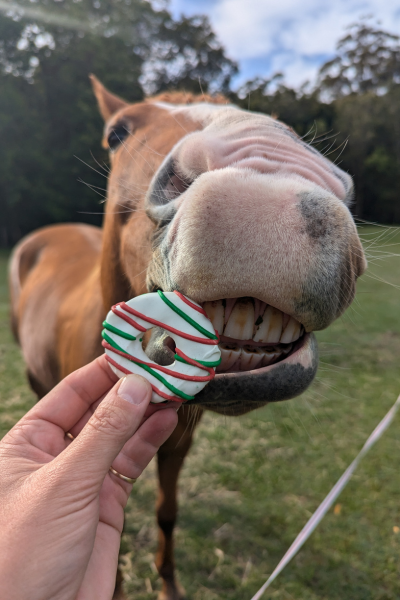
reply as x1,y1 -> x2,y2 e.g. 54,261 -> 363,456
223,298 -> 254,340
224,298 -> 237,324
217,344 -> 288,373
240,347 -> 264,370
281,343 -> 293,355
219,343 -> 241,371
203,300 -> 225,334
253,305 -> 283,343
280,316 -> 302,343
203,297 -> 303,352
261,350 -> 281,367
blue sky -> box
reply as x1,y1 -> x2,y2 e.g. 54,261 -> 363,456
169,0 -> 400,89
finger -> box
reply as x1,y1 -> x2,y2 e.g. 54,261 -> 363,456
68,397 -> 179,439
25,355 -> 118,433
72,521 -> 121,600
109,408 -> 178,483
57,374 -> 158,488
68,396 -> 105,438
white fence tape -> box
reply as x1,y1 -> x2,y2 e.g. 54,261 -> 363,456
250,394 -> 400,600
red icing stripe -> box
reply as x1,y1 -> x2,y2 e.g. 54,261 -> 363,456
119,302 -> 219,345
105,354 -> 182,402
173,291 -> 208,317
175,347 -> 210,369
102,340 -> 215,382
111,305 -> 147,332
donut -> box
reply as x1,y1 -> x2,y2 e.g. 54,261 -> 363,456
102,290 -> 221,403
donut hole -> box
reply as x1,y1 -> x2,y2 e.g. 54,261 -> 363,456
163,335 -> 176,355
141,329 -> 153,352
142,327 -> 176,366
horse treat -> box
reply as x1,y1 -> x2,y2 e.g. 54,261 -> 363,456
102,290 -> 221,403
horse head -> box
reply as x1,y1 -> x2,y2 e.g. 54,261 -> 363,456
92,76 -> 366,416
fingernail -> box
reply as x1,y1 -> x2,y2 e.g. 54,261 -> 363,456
118,375 -> 150,405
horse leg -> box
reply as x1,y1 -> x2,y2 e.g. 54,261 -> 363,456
27,370 -> 49,399
156,405 -> 203,600
113,568 -> 126,600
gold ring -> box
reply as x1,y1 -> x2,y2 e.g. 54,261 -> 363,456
109,467 -> 137,485
66,432 -> 137,484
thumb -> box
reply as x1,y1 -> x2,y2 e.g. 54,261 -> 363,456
61,374 -> 152,487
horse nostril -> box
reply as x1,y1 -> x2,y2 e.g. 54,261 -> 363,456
148,156 -> 194,208
164,170 -> 191,200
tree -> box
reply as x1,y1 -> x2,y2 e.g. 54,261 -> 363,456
332,88 -> 400,222
0,0 -> 237,246
315,21 -> 400,221
140,14 -> 238,94
318,20 -> 400,98
232,21 -> 400,225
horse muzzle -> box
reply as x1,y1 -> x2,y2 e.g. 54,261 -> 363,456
143,143 -> 366,414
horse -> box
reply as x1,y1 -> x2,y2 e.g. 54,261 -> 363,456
9,76 -> 366,599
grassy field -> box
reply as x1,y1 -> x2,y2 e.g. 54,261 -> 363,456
1,227 -> 400,600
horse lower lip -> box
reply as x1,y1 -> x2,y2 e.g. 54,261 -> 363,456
144,401 -> 181,417
190,334 -> 318,415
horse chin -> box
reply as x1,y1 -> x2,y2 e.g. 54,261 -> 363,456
144,326 -> 318,416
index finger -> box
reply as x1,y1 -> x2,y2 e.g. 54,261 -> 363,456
25,355 -> 119,433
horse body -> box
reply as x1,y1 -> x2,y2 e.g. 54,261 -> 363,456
10,224 -> 103,393
9,77 -> 366,599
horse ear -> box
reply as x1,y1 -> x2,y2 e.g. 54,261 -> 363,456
89,74 -> 128,122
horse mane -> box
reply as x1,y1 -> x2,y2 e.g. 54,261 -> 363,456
147,91 -> 228,105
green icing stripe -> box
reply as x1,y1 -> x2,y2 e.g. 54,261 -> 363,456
132,362 -> 194,401
157,290 -> 218,340
174,354 -> 221,367
102,330 -> 126,351
102,321 -> 136,341
102,331 -> 194,401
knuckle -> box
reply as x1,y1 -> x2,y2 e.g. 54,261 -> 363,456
126,452 -> 144,472
89,403 -> 129,436
137,430 -> 160,455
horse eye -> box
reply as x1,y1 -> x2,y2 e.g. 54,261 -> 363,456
107,125 -> 129,150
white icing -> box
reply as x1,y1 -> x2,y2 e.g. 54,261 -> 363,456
103,292 -> 221,403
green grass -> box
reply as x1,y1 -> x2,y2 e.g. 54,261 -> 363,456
1,227 -> 400,599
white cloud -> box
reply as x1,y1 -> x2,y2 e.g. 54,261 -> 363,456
170,0 -> 400,88
270,54 -> 321,88
211,0 -> 400,58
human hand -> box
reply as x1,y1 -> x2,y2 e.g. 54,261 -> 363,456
0,355 -> 179,600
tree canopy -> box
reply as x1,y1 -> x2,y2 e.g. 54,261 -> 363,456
318,21 -> 400,98
1,11 -> 400,246
0,0 -> 237,245
234,21 -> 400,225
